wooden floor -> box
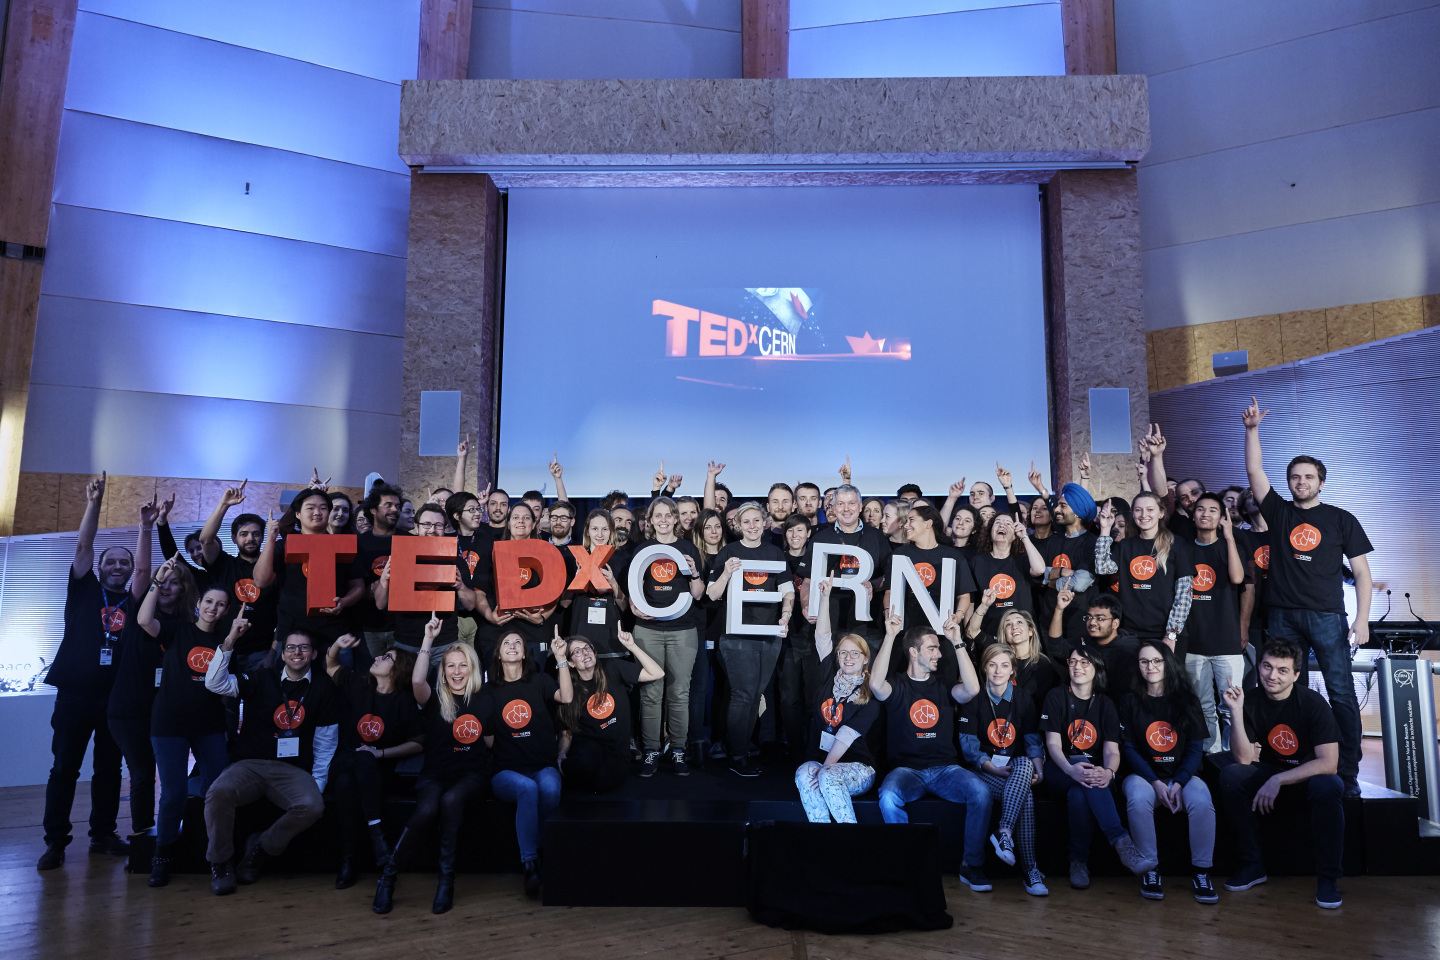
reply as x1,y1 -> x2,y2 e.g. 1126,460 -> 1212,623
4,782 -> 1439,960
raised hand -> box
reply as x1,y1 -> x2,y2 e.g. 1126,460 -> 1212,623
309,467 -> 331,492
221,480 -> 248,508
616,628 -> 637,649
457,434 -> 470,458
139,494 -> 161,527
1218,509 -> 1234,540
333,633 -> 361,650
667,473 -> 683,491
157,492 -> 176,524
424,613 -> 442,643
548,453 -> 563,480
978,586 -> 997,608
1028,462 -> 1046,494
839,456 -> 852,484
1097,499 -> 1115,536
815,577 -> 833,601
478,481 -> 492,502
706,460 -> 726,478
86,472 -> 108,504
1056,588 -> 1074,610
1079,453 -> 1092,480
1242,397 -> 1268,429
652,461 -> 667,490
265,509 -> 279,541
226,609 -> 251,645
551,626 -> 568,663
1144,424 -> 1166,456
1221,684 -> 1244,713
1135,459 -> 1147,480
884,612 -> 903,638
996,462 -> 1013,490
948,479 -> 967,499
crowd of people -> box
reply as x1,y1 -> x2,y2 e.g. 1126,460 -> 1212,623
37,398 -> 1374,912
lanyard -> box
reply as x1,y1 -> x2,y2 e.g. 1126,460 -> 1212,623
279,681 -> 306,735
986,689 -> 1013,750
99,585 -> 118,646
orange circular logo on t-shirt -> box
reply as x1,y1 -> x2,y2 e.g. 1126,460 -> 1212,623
1053,553 -> 1073,571
743,571 -> 769,586
358,714 -> 385,742
371,557 -> 388,577
273,700 -> 305,730
586,693 -> 615,720
650,559 -> 677,583
100,606 -> 127,633
987,719 -> 1016,749
909,699 -> 940,729
502,699 -> 532,729
1129,556 -> 1157,581
1146,721 -> 1178,751
301,561 -> 311,578
1193,564 -> 1216,592
463,551 -> 479,576
1067,719 -> 1098,751
1254,545 -> 1271,571
452,714 -> 481,744
1290,524 -> 1321,552
518,565 -> 533,586
914,562 -> 936,587
1268,724 -> 1299,756
1111,581 -> 1119,593
186,646 -> 215,673
839,555 -> 860,572
234,579 -> 260,603
989,574 -> 1016,600
821,698 -> 845,727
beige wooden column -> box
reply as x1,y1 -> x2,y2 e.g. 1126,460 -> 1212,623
742,0 -> 788,79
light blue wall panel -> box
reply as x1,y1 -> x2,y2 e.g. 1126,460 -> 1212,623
30,297 -> 402,415
789,3 -> 1065,78
793,0 -> 1044,29
469,2 -> 740,79
66,12 -> 408,173
38,205 -> 406,336
53,112 -> 410,257
20,384 -> 399,485
80,0 -> 420,83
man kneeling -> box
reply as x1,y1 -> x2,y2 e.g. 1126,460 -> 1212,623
1219,639 -> 1345,909
871,614 -> 992,891
204,629 -> 341,894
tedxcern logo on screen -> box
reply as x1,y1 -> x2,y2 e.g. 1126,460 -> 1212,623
653,288 -> 911,362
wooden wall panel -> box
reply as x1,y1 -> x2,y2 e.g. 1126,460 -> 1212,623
418,0 -> 471,81
741,0 -> 788,79
1061,0 -> 1115,76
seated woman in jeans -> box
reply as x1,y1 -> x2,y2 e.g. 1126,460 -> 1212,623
485,629 -> 569,897
558,630 -> 663,793
1040,647 -> 1155,889
1118,641 -> 1218,903
794,579 -> 881,823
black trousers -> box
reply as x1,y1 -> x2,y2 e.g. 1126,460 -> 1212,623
43,693 -> 123,845
562,739 -> 631,793
106,713 -> 156,833
327,748 -> 401,826
407,770 -> 490,838
1219,761 -> 1345,880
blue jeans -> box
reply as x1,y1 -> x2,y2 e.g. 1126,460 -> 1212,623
491,767 -> 562,862
1059,769 -> 1127,863
1268,606 -> 1360,780
152,733 -> 229,847
878,764 -> 992,866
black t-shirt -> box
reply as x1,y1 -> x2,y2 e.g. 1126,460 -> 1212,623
882,673 -> 958,770
1260,489 -> 1372,614
1015,654 -> 1064,706
565,660 -> 643,750
499,543 -> 566,646
481,673 -> 560,774
1235,528 -> 1271,616
108,608 -> 183,720
958,685 -> 1039,762
566,593 -> 623,655
151,621 -> 229,738
457,532 -> 498,621
1040,530 -> 1100,638
231,667 -> 344,772
892,543 -> 978,631
810,523 -> 891,635
1109,536 -> 1197,640
970,552 -> 1035,631
204,550 -> 278,657
1119,692 -> 1205,780
1242,686 -> 1340,768
420,690 -> 490,778
349,532 -> 394,632
47,569 -> 132,699
617,538 -> 701,632
1040,686 -> 1121,764
1167,511 -> 1198,541
1077,633 -> 1140,697
806,655 -> 880,767
272,534 -> 359,641
332,665 -> 423,751
709,541 -> 792,629
1187,538 -> 1243,656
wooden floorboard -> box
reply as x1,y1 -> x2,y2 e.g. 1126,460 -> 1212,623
3,782 -> 1437,960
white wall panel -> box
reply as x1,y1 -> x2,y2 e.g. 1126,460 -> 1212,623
1139,107 -> 1440,251
80,0 -> 421,83
792,0 -> 1044,29
20,384 -> 399,485
469,3 -> 740,79
475,0 -> 738,31
30,297 -> 402,415
1143,202 -> 1440,328
66,12 -> 408,173
789,3 -> 1064,78
38,205 -> 406,336
1116,0 -> 1433,77
53,112 -> 410,257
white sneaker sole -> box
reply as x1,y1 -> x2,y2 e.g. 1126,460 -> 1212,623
989,834 -> 1016,866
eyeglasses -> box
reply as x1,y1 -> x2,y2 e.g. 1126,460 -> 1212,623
551,514 -> 573,522
1138,658 -> 1165,668
461,506 -> 484,516
1081,615 -> 1113,624
837,650 -> 865,660
417,521 -> 446,532
282,644 -> 313,654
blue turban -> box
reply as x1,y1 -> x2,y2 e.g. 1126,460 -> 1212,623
1060,482 -> 1097,523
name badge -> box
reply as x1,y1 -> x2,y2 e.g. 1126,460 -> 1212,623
99,647 -> 113,666
155,667 -> 164,688
819,731 -> 836,751
991,754 -> 1011,767
276,737 -> 300,758
587,601 -> 607,625
706,640 -> 715,650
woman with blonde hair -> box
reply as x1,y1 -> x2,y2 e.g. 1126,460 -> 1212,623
996,608 -> 1064,704
373,618 -> 489,916
795,579 -> 882,823
1095,492 -> 1196,652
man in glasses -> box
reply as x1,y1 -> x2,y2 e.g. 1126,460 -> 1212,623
203,629 -> 342,895
1051,593 -> 1137,697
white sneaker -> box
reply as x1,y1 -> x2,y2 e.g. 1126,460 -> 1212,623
1024,868 -> 1049,897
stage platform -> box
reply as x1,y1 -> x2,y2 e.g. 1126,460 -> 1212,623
127,752 -> 1440,907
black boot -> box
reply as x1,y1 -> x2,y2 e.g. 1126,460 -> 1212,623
335,835 -> 359,889
36,842 -> 66,871
148,844 -> 174,888
372,828 -> 407,915
368,823 -> 391,869
523,858 -> 541,897
432,823 -> 460,915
